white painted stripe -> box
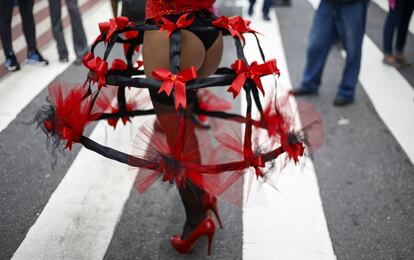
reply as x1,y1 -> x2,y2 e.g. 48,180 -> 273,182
371,0 -> 414,35
0,0 -> 89,64
242,1 -> 336,259
359,37 -> 414,163
307,0 -> 320,9
306,0 -> 414,164
0,0 -> 102,133
12,117 -> 149,259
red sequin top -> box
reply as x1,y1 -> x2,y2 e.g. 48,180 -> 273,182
146,0 -> 215,19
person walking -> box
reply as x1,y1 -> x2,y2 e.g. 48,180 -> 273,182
0,0 -> 49,72
48,0 -> 89,63
36,0 -> 307,256
290,0 -> 370,106
248,0 -> 273,21
383,0 -> 414,67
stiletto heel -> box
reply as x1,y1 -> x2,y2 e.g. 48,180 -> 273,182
207,229 -> 214,256
203,193 -> 224,229
170,217 -> 216,256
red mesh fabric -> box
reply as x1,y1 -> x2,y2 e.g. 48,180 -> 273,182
146,0 -> 215,19
45,81 -> 112,150
131,114 -> 245,206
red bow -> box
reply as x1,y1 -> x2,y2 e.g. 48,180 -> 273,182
228,59 -> 279,98
158,13 -> 195,38
212,16 -> 256,44
110,59 -> 143,71
152,67 -> 197,110
86,57 -> 108,89
99,16 -> 130,43
82,52 -> 94,67
111,59 -> 128,71
123,30 -> 140,55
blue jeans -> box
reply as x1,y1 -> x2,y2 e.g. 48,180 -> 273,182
300,0 -> 369,100
249,0 -> 273,15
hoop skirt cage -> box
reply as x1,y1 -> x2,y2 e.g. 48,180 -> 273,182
35,8 -> 323,205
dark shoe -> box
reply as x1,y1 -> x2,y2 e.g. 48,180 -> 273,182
333,96 -> 354,106
394,53 -> 411,68
383,55 -> 398,67
59,56 -> 69,63
248,5 -> 254,16
289,87 -> 318,96
263,13 -> 271,21
4,52 -> 20,72
27,49 -> 49,66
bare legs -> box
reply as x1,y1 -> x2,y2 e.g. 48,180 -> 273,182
143,29 -> 223,238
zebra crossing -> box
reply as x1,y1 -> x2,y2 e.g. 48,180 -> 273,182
1,0 -> 413,259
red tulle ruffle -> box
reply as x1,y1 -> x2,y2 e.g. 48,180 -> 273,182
43,82 -> 111,150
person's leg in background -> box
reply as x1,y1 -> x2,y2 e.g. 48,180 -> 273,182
18,0 -> 36,52
262,0 -> 273,21
291,0 -> 336,95
382,0 -> 400,65
0,0 -> 14,57
18,0 -> 49,65
395,0 -> 414,65
66,0 -> 88,62
0,0 -> 20,71
48,0 -> 69,62
248,0 -> 256,16
334,0 -> 368,106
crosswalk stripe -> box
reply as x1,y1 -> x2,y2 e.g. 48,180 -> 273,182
0,0 -> 103,133
358,37 -> 414,163
306,0 -> 414,164
241,1 -> 336,259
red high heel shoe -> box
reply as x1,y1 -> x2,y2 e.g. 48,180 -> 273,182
170,217 -> 216,256
203,193 -> 224,229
